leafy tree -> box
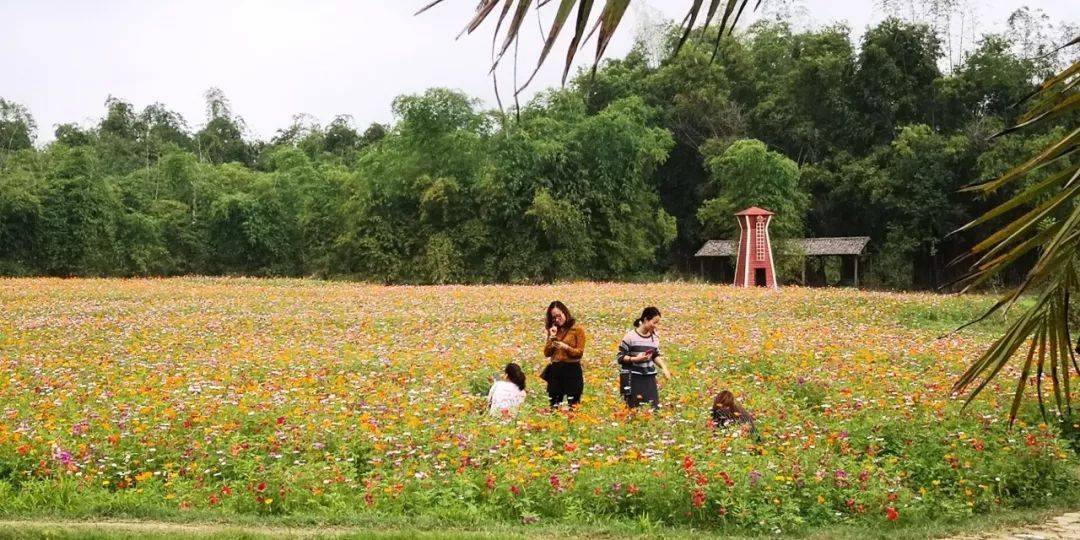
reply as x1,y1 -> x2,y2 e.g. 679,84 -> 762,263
870,125 -> 973,288
196,88 -> 254,165
851,18 -> 942,145
0,170 -> 42,273
37,147 -> 123,275
697,138 -> 806,242
0,98 -> 36,151
53,123 -> 94,147
936,35 -> 1037,129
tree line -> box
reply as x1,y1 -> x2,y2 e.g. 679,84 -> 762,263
0,13 -> 1074,288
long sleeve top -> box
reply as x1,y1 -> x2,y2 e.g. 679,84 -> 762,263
615,329 -> 661,376
543,324 -> 586,363
487,380 -> 526,417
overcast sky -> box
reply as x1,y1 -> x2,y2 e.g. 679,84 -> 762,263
2,0 -> 1076,143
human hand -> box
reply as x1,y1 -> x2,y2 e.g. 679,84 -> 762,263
548,326 -> 558,338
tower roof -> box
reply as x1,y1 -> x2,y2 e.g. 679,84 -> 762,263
734,206 -> 775,216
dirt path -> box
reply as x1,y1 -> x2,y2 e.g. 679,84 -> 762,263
8,513 -> 1080,539
0,519 -> 362,538
947,511 -> 1080,540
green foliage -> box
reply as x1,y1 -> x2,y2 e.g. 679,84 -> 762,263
0,14 -> 1063,287
0,98 -> 36,151
698,138 -> 806,241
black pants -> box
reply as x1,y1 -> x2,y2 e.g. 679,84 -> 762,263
546,362 -> 583,407
624,372 -> 659,409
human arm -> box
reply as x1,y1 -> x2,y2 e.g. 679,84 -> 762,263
616,337 -> 647,366
654,357 -> 672,379
543,327 -> 558,358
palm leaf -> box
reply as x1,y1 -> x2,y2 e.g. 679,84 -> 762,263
493,0 -> 535,68
519,0 -> 578,90
420,0 -> 758,90
952,39 -> 1080,422
593,0 -> 632,67
562,0 -> 596,84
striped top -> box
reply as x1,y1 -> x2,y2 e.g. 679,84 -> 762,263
616,329 -> 661,376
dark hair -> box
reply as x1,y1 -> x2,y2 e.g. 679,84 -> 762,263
505,362 -> 526,391
714,390 -> 736,410
633,306 -> 661,328
545,301 -> 575,330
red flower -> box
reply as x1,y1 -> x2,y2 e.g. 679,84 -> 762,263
276,416 -> 286,425
485,475 -> 495,490
209,493 -> 219,506
256,482 -> 267,493
549,475 -> 561,491
691,489 -> 706,508
682,455 -> 695,472
719,471 -> 734,487
886,507 -> 899,521
221,485 -> 232,496
364,492 -> 374,506
510,485 -> 521,496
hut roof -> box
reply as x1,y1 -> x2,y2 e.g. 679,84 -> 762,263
734,206 -> 775,216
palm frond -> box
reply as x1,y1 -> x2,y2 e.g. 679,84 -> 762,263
419,0 -> 756,91
953,40 -> 1080,424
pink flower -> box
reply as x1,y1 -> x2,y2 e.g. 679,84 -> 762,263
52,446 -> 73,466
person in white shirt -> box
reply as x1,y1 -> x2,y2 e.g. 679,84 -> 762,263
488,363 -> 527,418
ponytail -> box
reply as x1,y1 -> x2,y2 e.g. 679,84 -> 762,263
634,306 -> 661,327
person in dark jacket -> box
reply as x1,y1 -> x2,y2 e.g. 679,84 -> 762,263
711,390 -> 757,435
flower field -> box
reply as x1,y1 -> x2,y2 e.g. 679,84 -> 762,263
0,278 -> 1076,535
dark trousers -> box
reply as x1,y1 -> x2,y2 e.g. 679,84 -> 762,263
546,362 -> 583,407
624,372 -> 659,409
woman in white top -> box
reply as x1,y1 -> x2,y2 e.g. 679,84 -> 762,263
488,363 -> 527,418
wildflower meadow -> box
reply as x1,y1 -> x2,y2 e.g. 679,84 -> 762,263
0,278 -> 1076,535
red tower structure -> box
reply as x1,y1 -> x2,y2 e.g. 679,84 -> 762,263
733,206 -> 778,288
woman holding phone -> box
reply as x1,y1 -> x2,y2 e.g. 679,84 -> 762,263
616,306 -> 671,409
541,301 -> 586,408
